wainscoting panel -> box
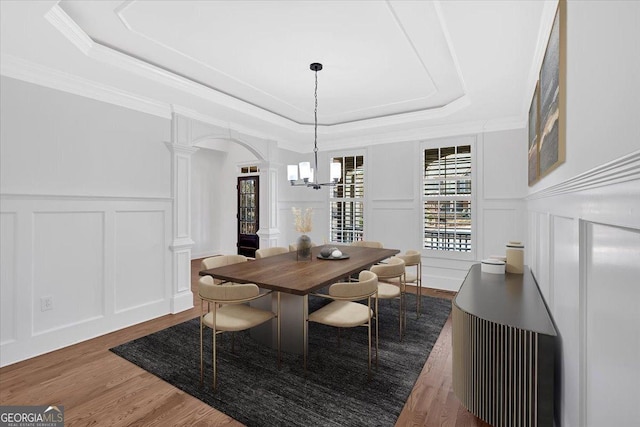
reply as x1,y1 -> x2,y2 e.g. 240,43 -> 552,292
534,212 -> 551,302
527,150 -> 640,426
0,212 -> 17,345
551,215 -> 580,427
32,211 -> 105,335
584,222 -> 640,427
0,195 -> 172,367
114,211 -> 166,313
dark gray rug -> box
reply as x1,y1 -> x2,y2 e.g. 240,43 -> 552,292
110,293 -> 451,427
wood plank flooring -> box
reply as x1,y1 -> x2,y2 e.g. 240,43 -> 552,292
0,259 -> 489,427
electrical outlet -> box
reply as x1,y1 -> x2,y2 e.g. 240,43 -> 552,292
41,296 -> 53,312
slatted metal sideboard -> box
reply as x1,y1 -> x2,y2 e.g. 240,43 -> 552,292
452,264 -> 557,427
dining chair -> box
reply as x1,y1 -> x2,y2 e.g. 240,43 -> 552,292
306,270 -> 378,378
255,246 -> 289,259
350,240 -> 384,248
369,257 -> 406,340
198,275 -> 280,391
200,254 -> 249,285
384,250 -> 422,317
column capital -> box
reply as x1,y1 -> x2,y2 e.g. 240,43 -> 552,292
164,141 -> 199,155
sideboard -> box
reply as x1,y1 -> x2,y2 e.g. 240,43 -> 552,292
452,264 -> 557,427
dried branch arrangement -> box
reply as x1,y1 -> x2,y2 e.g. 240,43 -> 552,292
292,207 -> 313,233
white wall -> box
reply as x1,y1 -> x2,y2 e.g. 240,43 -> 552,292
190,141 -> 259,257
0,77 -> 172,367
526,2 -> 640,426
277,148 -> 326,247
273,128 -> 527,292
190,148 -> 225,258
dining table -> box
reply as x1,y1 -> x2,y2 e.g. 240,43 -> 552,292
199,244 -> 399,354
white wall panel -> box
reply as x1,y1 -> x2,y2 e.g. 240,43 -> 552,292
0,213 -> 17,345
535,212 -> 551,301
551,216 -> 580,427
32,212 -> 104,334
585,223 -> 640,427
370,205 -> 417,252
370,143 -> 416,200
482,208 -> 517,259
482,129 -> 527,199
114,211 -> 166,312
0,77 -> 170,198
191,148 -> 225,257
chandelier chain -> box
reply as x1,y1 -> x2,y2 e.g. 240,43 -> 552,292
314,69 -> 318,154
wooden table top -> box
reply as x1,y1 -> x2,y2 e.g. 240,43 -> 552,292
199,245 -> 399,296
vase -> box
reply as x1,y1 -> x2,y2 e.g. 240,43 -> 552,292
297,234 -> 312,261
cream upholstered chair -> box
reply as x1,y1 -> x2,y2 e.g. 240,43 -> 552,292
350,240 -> 383,248
384,250 -> 422,317
255,246 -> 289,259
200,255 -> 248,285
370,257 -> 406,340
306,270 -> 378,378
198,276 -> 280,390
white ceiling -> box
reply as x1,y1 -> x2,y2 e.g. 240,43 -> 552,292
0,0 -> 557,151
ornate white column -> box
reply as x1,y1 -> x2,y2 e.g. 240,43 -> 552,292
166,113 -> 198,313
255,160 -> 281,248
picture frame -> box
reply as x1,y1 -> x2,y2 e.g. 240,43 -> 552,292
538,0 -> 566,179
528,81 -> 539,186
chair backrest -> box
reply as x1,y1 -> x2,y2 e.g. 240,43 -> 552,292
369,257 -> 405,280
350,240 -> 383,248
255,246 -> 288,259
201,254 -> 247,270
199,276 -> 260,302
398,250 -> 421,267
329,270 -> 378,299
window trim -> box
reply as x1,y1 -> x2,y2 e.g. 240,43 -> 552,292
419,136 -> 477,261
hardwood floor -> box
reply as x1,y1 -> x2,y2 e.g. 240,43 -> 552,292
0,259 -> 489,427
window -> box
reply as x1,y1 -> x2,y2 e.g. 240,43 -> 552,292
423,145 -> 472,252
330,155 -> 364,243
240,165 -> 259,174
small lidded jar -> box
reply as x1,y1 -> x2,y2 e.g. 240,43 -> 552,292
505,241 -> 524,274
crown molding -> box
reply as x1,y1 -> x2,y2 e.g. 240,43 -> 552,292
42,4 -> 493,140
45,4 -> 300,132
0,54 -> 172,119
527,149 -> 640,200
318,117 -> 525,152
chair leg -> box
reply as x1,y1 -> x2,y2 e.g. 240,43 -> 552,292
375,297 -> 379,368
277,291 -> 281,369
403,291 -> 407,340
367,316 -> 372,380
399,296 -> 403,341
416,264 -> 422,318
303,295 -> 308,374
212,329 -> 217,390
199,311 -> 203,387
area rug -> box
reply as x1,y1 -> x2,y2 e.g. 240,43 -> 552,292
110,293 -> 451,427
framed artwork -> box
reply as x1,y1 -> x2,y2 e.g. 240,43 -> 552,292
528,81 -> 539,186
538,0 -> 566,179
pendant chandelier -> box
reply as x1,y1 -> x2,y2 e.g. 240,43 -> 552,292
287,63 -> 341,190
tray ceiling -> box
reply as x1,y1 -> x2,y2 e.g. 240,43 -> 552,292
0,0 -> 554,148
